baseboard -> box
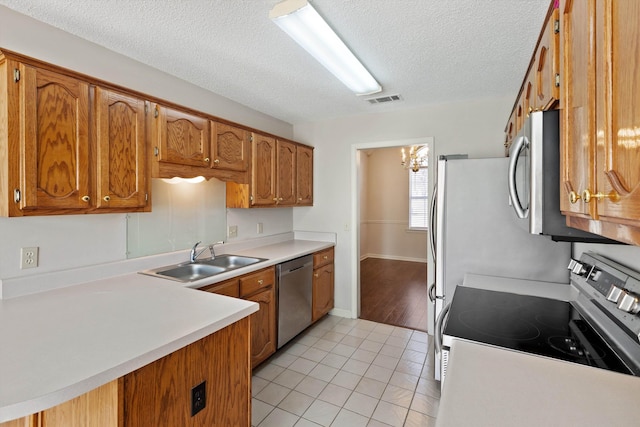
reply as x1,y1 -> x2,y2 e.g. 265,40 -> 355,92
328,308 -> 354,319
360,254 -> 427,264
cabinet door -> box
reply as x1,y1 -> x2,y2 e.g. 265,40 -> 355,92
200,278 -> 240,298
559,0 -> 597,218
296,144 -> 313,205
596,0 -> 640,221
521,69 -> 535,119
19,64 -> 91,210
276,140 -> 296,206
251,133 -> 276,206
534,8 -> 560,110
95,87 -> 147,209
154,105 -> 210,168
504,109 -> 517,151
246,286 -> 276,368
211,122 -> 249,172
312,263 -> 334,322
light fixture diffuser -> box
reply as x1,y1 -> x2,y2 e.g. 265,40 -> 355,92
270,0 -> 382,95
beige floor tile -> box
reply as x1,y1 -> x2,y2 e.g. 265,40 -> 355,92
343,391 -> 379,417
331,408 -> 369,427
317,383 -> 352,407
258,407 -> 299,427
381,384 -> 414,408
371,400 -> 408,427
295,376 -> 329,398
404,410 -> 437,427
320,352 -> 348,369
301,400 -> 340,426
278,390 -> 315,416
255,382 -> 292,406
354,377 -> 387,399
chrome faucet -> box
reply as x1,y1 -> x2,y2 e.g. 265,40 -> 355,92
208,241 -> 225,259
189,241 -> 207,263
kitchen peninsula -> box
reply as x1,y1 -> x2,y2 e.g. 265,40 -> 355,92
0,232 -> 336,426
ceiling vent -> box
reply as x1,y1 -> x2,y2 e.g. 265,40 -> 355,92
366,94 -> 403,105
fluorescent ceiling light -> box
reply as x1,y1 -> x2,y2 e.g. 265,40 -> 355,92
270,0 -> 382,96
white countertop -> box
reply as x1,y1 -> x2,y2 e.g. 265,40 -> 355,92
436,339 -> 640,427
0,234 -> 335,423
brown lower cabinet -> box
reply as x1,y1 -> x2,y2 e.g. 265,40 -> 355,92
312,248 -> 335,322
1,318 -> 250,427
201,266 -> 277,368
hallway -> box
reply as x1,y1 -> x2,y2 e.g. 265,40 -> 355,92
360,258 -> 428,332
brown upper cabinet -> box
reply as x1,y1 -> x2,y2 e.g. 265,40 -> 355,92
211,121 -> 250,172
559,0 -> 640,245
250,133 -> 277,206
227,133 -> 313,208
150,104 -> 251,183
94,87 -> 148,209
153,104 -> 210,168
296,144 -> 313,206
504,1 -> 560,151
0,51 -> 149,216
0,48 -> 311,216
534,7 -> 560,111
276,139 -> 297,206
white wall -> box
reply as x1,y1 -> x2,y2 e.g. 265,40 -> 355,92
360,147 -> 427,262
0,7 -> 293,280
227,208 -> 294,241
293,96 -> 514,319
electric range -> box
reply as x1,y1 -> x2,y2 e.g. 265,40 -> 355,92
439,252 -> 640,384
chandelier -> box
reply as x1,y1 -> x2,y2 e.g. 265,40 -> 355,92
401,145 -> 428,172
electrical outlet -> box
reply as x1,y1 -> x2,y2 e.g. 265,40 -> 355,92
20,247 -> 39,269
191,381 -> 206,416
228,225 -> 238,238
257,222 -> 263,234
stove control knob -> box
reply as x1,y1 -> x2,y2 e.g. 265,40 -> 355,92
607,285 -> 624,304
568,259 -> 590,277
618,292 -> 640,314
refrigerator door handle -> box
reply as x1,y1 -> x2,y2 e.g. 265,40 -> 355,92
434,302 -> 451,355
428,283 -> 436,302
429,184 -> 437,258
508,135 -> 529,219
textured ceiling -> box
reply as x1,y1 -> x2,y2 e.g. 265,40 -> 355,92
0,0 -> 550,125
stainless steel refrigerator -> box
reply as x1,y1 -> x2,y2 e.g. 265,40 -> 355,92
428,156 -> 571,380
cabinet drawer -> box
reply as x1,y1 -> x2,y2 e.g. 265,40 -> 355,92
313,248 -> 334,268
240,267 -> 275,297
200,278 -> 240,298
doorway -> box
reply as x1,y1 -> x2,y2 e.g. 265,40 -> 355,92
351,138 -> 434,332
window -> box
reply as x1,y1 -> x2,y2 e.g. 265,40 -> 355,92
409,167 -> 428,229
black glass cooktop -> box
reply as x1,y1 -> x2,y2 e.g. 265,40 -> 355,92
443,287 -> 631,374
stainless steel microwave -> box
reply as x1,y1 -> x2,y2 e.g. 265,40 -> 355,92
507,110 -> 609,242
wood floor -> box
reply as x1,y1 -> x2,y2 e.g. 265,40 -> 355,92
360,258 -> 428,332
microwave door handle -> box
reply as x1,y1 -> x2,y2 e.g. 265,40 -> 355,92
508,135 -> 529,219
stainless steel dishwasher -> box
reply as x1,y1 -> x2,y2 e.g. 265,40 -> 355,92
276,254 -> 313,348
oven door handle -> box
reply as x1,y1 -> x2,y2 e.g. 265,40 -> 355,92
435,303 -> 451,355
508,135 -> 529,219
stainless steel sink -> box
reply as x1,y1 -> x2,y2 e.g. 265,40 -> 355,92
197,255 -> 265,270
140,254 -> 267,283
